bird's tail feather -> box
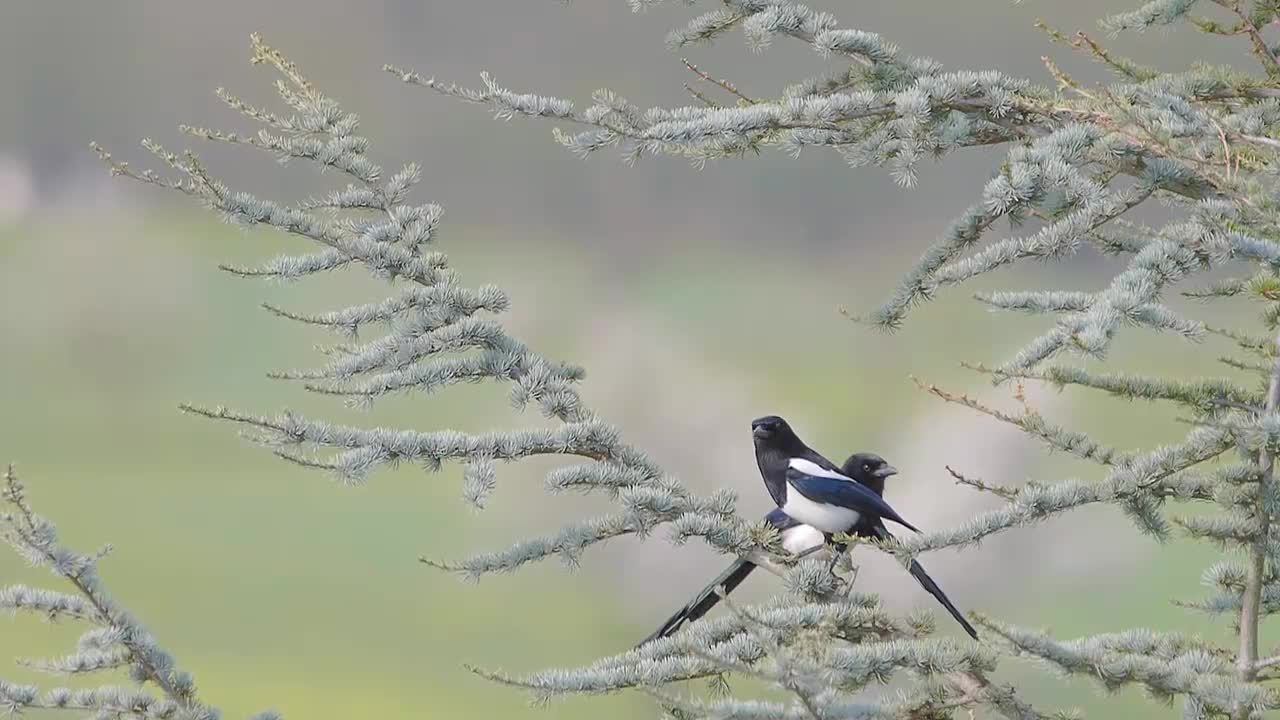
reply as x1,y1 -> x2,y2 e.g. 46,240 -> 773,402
636,559 -> 757,647
908,559 -> 979,640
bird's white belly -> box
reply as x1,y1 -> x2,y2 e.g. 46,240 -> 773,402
779,524 -> 826,554
782,483 -> 860,533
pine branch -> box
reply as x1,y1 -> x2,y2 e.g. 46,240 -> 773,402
897,426 -> 1234,554
967,363 -> 1262,415
980,618 -> 1274,716
946,465 -> 1020,501
100,37 -> 792,583
1,466 -> 252,719
913,376 -> 1131,466
1207,0 -> 1280,77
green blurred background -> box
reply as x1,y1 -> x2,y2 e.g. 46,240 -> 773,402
0,1 -> 1264,717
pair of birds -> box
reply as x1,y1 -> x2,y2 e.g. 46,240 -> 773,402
639,415 -> 977,645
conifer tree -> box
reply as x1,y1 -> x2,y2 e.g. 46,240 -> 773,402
388,2 -> 1280,715
7,1 -> 1280,718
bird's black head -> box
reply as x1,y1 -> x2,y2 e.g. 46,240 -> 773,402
751,415 -> 806,452
840,452 -> 898,494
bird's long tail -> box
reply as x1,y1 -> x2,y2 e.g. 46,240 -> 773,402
907,559 -> 979,640
636,558 -> 757,647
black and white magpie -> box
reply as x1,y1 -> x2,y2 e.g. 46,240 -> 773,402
752,415 -> 918,534
636,453 -> 893,647
753,415 -> 979,640
835,452 -> 979,640
637,439 -> 978,644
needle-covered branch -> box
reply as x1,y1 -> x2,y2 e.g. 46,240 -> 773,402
897,426 -> 1234,554
2,467 -> 274,720
980,618 -> 1278,718
99,35 -> 777,584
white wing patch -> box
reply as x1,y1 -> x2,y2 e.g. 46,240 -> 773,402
788,457 -> 853,482
779,524 -> 825,554
782,482 -> 861,534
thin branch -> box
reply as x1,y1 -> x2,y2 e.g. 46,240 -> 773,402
946,465 -> 1020,501
1209,0 -> 1280,76
913,375 -> 1129,466
1238,133 -> 1280,150
1255,655 -> 1280,672
1,468 -> 204,713
682,83 -> 720,108
681,57 -> 755,104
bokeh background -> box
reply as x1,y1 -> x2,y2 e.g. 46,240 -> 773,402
0,1 -> 1262,718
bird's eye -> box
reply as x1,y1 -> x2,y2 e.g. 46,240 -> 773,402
862,463 -> 870,471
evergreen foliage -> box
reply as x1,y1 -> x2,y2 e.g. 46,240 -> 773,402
1,466 -> 263,720
8,1 -> 1280,718
385,1 -> 1280,716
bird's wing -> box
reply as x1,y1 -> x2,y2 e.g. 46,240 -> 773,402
763,507 -> 803,531
786,459 -> 920,532
873,523 -> 978,640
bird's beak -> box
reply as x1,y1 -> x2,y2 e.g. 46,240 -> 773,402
752,425 -> 770,439
874,465 -> 899,478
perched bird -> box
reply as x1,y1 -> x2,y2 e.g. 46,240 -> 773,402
637,442 -> 977,645
635,507 -> 823,647
753,415 -> 978,640
836,452 -> 979,640
751,415 -> 918,535
637,456 -> 895,646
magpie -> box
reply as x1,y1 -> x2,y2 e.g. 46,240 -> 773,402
753,415 -> 979,640
752,415 -> 918,535
836,452 -> 979,640
637,448 -> 978,644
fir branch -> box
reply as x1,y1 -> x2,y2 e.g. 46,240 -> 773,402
969,363 -> 1262,415
980,617 -> 1276,717
913,376 -> 1131,466
945,465 -> 1020,501
898,426 -> 1234,554
0,585 -> 97,623
1206,0 -> 1280,77
1,467 -> 226,719
0,682 -> 182,719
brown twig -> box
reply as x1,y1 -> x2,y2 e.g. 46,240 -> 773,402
683,82 -> 720,108
681,57 -> 756,104
1209,0 -> 1280,77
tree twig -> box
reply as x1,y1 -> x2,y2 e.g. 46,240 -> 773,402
681,57 -> 755,104
946,465 -> 1020,501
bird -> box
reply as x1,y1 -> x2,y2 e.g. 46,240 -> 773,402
751,415 -> 919,535
636,441 -> 978,644
835,451 -> 979,641
752,415 -> 979,640
634,415 -> 972,645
